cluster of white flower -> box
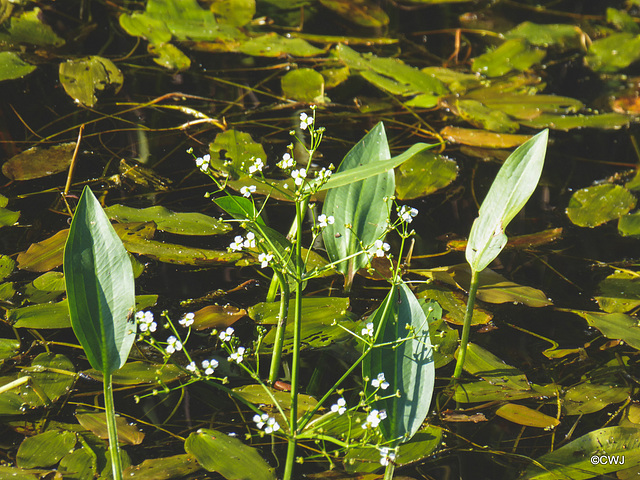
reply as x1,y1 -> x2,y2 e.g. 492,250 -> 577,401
136,311 -> 157,333
315,167 -> 332,183
240,185 -> 257,197
291,168 -> 307,186
253,412 -> 281,434
317,214 -> 335,228
219,327 -> 234,341
362,409 -> 387,429
229,346 -> 245,363
258,252 -> 273,268
179,312 -> 195,327
166,336 -> 183,354
330,397 -> 347,415
277,152 -> 295,170
186,361 -> 197,373
229,232 -> 256,252
201,358 -> 219,375
248,157 -> 265,175
361,322 -> 374,337
299,112 -> 314,130
371,372 -> 389,390
379,447 -> 396,466
398,205 -> 418,223
195,154 -> 210,173
370,239 -> 390,258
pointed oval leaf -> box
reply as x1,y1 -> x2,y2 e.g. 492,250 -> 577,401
466,129 -> 548,272
16,430 -> 77,469
63,186 -> 136,373
495,403 -> 560,429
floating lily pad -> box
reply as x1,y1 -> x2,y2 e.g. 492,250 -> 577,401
0,51 -> 36,82
0,8 -> 64,47
595,270 -> 640,313
440,126 -> 532,148
619,210 -> 640,237
319,0 -> 388,27
0,255 -> 15,281
395,151 -> 458,200
192,304 -> 246,330
281,68 -> 326,103
76,410 -> 144,445
566,184 -> 636,227
505,22 -> 583,49
185,429 -> 276,480
563,381 -> 630,415
8,299 -> 72,329
417,284 -> 492,326
461,342 -> 530,390
472,38 -> 546,77
84,361 -> 184,385
59,56 -> 123,107
571,310 -> 640,350
422,66 -> 481,94
105,204 -> 230,235
479,94 -> 583,120
123,454 -> 202,479
25,352 -> 75,405
237,32 -> 323,57
454,379 -> 556,403
520,112 -> 630,130
16,430 -> 77,469
586,32 -> 640,72
148,42 -> 191,70
233,384 -> 317,414
494,403 -> 560,429
58,446 -> 96,479
2,143 -> 75,181
209,129 -> 267,178
443,98 -> 519,133
0,338 -> 20,367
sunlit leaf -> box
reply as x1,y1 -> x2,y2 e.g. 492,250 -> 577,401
148,42 -> 191,70
619,211 -> 640,236
209,129 -> 267,178
233,385 -> 317,414
64,186 -> 136,373
0,255 -> 15,281
466,129 -> 548,272
0,8 -> 64,47
440,126 -> 533,148
416,284 -> 492,326
521,427 -> 640,479
442,98 -> 519,133
123,454 -> 201,479
472,38 -> 546,77
494,403 -> 560,429
16,430 -> 77,469
563,381 -> 630,415
59,56 -> 123,107
214,195 -> 266,226
395,151 -> 457,200
184,429 -> 276,480
0,51 -> 35,82
571,310 -> 640,350
505,22 -> 583,49
458,342 -> 530,390
84,361 -> 184,385
281,68 -> 326,103
595,270 -> 640,313
210,0 -> 255,26
566,184 -> 636,227
9,299 -> 72,329
2,142 -> 75,181
520,112 -> 630,130
0,338 -> 20,367
76,410 -> 145,445
58,447 -> 96,480
586,32 -> 640,72
27,352 -> 75,404
319,0 -> 388,27
322,122 -> 394,289
237,33 -> 323,57
192,304 -> 246,330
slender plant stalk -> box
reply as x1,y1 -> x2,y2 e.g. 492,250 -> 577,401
268,271 -> 289,384
452,269 -> 480,380
103,372 -> 123,480
383,463 -> 396,480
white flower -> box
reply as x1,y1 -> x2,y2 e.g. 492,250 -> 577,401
371,239 -> 390,258
399,205 -> 418,223
253,413 -> 269,429
372,373 -> 389,390
379,447 -> 396,466
243,232 -> 256,249
258,252 -> 273,268
229,346 -> 245,363
361,322 -> 374,337
186,361 -> 197,373
219,327 -> 234,341
362,409 -> 387,429
330,398 -> 347,415
248,158 -> 265,175
278,152 -> 295,169
240,185 -> 256,197
316,167 -> 332,182
253,413 -> 280,434
195,154 -> 210,172
136,311 -> 157,333
299,112 -> 314,130
202,359 -> 219,375
291,168 -> 307,186
317,214 -> 335,228
179,312 -> 195,327
166,336 -> 182,354
229,235 -> 244,252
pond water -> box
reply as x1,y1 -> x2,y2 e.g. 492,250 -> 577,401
2,1 -> 640,479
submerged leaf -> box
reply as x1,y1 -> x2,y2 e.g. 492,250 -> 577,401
2,143 -> 75,181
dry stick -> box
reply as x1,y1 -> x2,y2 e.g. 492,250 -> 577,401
64,124 -> 84,197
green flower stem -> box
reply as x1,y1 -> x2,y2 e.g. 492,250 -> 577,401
268,270 -> 289,384
383,463 -> 396,480
452,269 -> 480,380
103,372 -> 123,480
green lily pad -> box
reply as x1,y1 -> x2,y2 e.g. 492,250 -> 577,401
191,304 -> 246,330
105,204 -> 231,235
520,112 -> 630,130
8,299 -> 72,329
417,284 -> 492,326
76,410 -> 145,445
319,0 -> 388,27
0,51 -> 36,82
0,206 -> 19,227
335,44 -> 446,98
505,22 -> 583,49
595,270 -> 640,313
443,98 -> 520,133
0,8 -> 64,47
184,429 -> 276,480
0,254 -> 15,281
84,361 -> 184,385
454,380 -> 556,403
281,68 -> 326,103
23,271 -> 66,304
422,66 -> 482,94
16,430 -> 77,469
566,184 -> 636,227
232,385 -> 317,414
0,338 -> 20,367
0,282 -> 15,302
210,0 -> 255,26
123,454 -> 202,479
237,32 -> 323,57
571,310 -> 640,350
58,447 -> 96,480
395,150 -> 458,200
461,342 -> 530,390
480,94 -> 583,120
586,32 -> 640,72
440,126 -> 533,148
619,211 -> 640,236
209,129 -> 267,178
563,381 -> 630,415
472,38 -> 546,77
495,403 -> 560,429
59,56 -> 123,107
148,42 -> 191,70
2,142 -> 75,181
0,466 -> 41,480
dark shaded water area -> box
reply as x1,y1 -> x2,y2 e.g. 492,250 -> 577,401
2,0 -> 640,479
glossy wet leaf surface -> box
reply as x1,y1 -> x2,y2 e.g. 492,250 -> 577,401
595,270 -> 640,313
58,56 -> 123,107
494,403 -> 560,429
0,51 -> 35,81
76,410 -> 145,445
395,151 -> 457,200
122,454 -> 201,479
571,310 -> 640,350
16,430 -> 77,469
566,184 -> 637,227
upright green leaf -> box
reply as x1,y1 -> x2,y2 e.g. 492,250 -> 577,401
322,122 -> 394,289
466,129 -> 548,272
64,186 -> 136,374
363,283 -> 438,444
